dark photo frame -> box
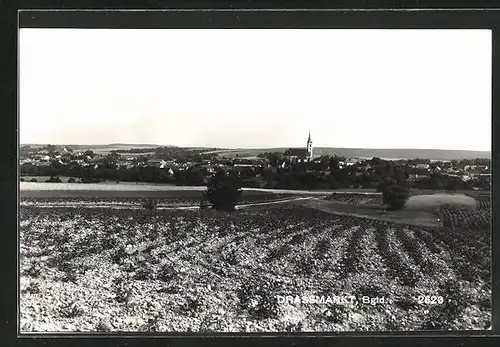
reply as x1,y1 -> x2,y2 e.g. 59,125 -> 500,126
3,2 -> 500,347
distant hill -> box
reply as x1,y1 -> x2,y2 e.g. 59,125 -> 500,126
200,147 -> 491,161
22,143 -> 164,149
107,143 -> 165,148
20,144 -> 490,161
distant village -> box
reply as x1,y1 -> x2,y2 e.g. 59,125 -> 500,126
19,133 -> 491,190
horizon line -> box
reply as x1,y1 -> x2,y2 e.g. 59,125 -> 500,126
19,143 -> 491,152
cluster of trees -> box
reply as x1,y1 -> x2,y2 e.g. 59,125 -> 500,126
204,171 -> 242,212
21,153 -> 490,192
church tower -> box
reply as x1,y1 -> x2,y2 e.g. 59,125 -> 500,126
306,130 -> 313,161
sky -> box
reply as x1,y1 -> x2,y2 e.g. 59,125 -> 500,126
19,29 -> 492,151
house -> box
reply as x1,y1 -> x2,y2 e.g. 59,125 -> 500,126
201,164 -> 215,173
464,165 -> 488,172
91,155 -> 104,163
234,164 -> 253,168
345,158 -> 360,167
148,159 -> 167,168
34,161 -> 50,167
117,161 -> 135,169
414,163 -> 430,170
408,173 -> 430,181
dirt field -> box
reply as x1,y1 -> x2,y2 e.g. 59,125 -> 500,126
19,193 -> 491,332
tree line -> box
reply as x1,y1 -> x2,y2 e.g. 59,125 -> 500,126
20,155 -> 490,191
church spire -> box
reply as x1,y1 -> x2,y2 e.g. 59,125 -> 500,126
306,129 -> 313,161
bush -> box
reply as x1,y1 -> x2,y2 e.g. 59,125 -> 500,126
376,176 -> 396,193
20,177 -> 25,182
67,177 -> 76,183
206,171 -> 242,212
30,178 -> 38,182
45,176 -> 62,183
81,177 -> 101,183
382,185 -> 410,210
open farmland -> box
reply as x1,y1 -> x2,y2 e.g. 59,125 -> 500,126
19,193 -> 491,332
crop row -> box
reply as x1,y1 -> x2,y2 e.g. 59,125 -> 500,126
394,227 -> 437,275
375,226 -> 420,286
432,209 -> 490,282
439,207 -> 491,231
467,194 -> 491,210
20,203 -> 490,286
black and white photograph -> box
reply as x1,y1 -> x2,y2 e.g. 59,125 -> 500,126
19,28 -> 492,333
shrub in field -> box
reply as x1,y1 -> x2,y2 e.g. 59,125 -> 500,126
45,176 -> 62,183
67,177 -> 76,183
382,185 -> 410,210
205,171 -> 242,212
30,178 -> 38,182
